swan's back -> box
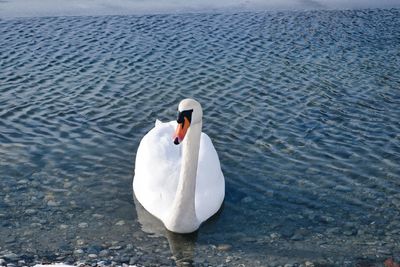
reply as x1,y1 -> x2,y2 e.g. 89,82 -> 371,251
133,121 -> 224,223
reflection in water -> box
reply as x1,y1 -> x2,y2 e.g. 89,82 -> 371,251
134,196 -> 198,267
167,231 -> 198,267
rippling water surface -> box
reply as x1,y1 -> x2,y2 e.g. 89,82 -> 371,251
1,9 -> 400,266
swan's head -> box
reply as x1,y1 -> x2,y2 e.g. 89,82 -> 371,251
173,99 -> 203,145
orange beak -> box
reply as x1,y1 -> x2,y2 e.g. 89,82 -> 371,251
173,117 -> 190,145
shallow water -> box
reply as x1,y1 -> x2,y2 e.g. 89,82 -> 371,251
1,8 -> 400,267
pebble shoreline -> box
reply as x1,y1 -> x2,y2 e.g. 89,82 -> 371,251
1,189 -> 400,267
0,250 -> 320,267
1,182 -> 400,267
0,238 -> 397,267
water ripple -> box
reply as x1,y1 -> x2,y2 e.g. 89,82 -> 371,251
1,9 -> 400,266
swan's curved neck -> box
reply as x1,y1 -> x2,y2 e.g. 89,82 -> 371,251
165,121 -> 202,233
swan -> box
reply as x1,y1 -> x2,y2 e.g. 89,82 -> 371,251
133,98 -> 225,233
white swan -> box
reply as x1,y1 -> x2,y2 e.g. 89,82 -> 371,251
133,99 -> 225,233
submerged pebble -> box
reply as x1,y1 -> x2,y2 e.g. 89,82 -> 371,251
115,220 -> 125,226
47,200 -> 59,207
217,244 -> 232,252
3,253 -> 18,261
78,223 -> 88,228
24,209 -> 37,215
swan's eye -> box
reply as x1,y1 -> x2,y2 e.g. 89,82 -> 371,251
177,112 -> 184,124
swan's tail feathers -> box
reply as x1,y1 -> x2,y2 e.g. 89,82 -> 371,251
155,119 -> 162,127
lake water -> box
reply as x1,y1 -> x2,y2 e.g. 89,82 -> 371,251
1,7 -> 400,267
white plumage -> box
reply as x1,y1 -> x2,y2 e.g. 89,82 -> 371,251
133,99 -> 225,233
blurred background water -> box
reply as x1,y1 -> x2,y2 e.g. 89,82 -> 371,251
1,4 -> 400,267
0,0 -> 400,18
